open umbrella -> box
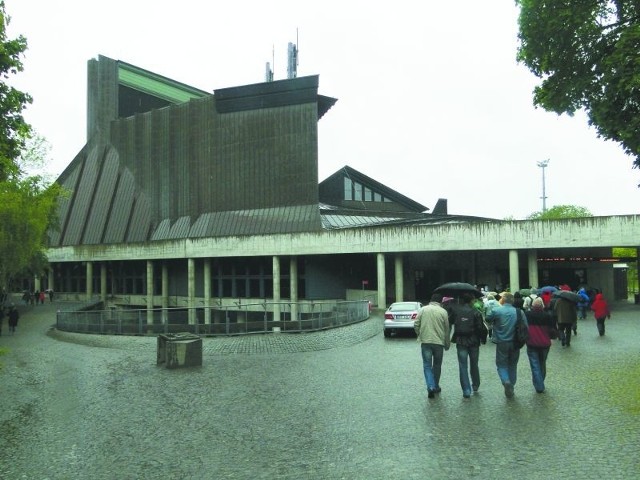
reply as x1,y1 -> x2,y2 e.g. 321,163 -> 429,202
553,290 -> 581,303
519,288 -> 531,296
433,282 -> 483,298
540,286 -> 558,293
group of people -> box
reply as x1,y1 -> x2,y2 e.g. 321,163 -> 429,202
21,288 -> 54,305
0,304 -> 20,336
414,285 -> 611,399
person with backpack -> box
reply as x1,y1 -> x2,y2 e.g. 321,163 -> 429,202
450,293 -> 488,398
524,297 -> 556,393
486,292 -> 526,398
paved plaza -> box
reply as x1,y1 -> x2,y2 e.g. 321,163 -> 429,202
1,299 -> 639,479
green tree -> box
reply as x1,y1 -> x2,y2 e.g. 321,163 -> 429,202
515,1 -> 640,170
0,1 -> 32,180
527,204 -> 593,220
0,3 -> 62,290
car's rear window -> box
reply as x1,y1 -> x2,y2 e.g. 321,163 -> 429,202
390,303 -> 418,311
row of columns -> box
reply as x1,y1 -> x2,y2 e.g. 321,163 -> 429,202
74,249 -> 537,320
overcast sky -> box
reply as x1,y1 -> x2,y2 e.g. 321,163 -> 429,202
6,0 -> 640,219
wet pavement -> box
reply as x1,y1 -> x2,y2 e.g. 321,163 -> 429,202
0,299 -> 639,479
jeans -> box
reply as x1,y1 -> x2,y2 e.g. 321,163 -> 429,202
596,317 -> 606,336
577,305 -> 588,320
526,346 -> 549,393
495,341 -> 519,386
456,345 -> 480,396
421,343 -> 444,392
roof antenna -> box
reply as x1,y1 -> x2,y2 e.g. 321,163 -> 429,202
287,28 -> 299,79
265,44 -> 274,82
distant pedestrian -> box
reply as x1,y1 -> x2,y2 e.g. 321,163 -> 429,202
414,293 -> 450,399
522,288 -> 539,311
554,296 -> 577,347
39,290 -> 45,305
524,298 -> 556,393
576,287 -> 590,320
8,306 -> 19,335
450,293 -> 488,398
486,292 -> 525,398
591,293 -> 611,336
48,289 -> 54,303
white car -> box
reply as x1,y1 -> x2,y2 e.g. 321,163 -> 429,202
383,301 -> 422,337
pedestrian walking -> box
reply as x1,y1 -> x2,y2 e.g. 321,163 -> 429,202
8,305 -> 19,335
414,293 -> 450,399
576,287 -> 590,320
524,298 -> 556,393
450,293 -> 488,398
591,293 -> 611,336
48,288 -> 55,303
554,296 -> 577,347
39,290 -> 46,305
486,291 -> 524,398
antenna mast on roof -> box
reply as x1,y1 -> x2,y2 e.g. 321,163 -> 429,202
287,29 -> 299,79
265,44 -> 274,82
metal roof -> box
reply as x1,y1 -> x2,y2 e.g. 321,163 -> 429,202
118,61 -> 210,104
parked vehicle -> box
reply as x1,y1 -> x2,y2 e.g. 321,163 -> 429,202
383,301 -> 422,337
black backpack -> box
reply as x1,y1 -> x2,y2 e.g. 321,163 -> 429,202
513,308 -> 529,348
454,305 -> 476,336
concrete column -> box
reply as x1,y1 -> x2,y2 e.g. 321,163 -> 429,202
161,263 -> 169,324
100,263 -> 107,303
188,258 -> 195,325
509,250 -> 520,293
290,256 -> 298,321
272,256 -> 281,322
527,249 -> 539,288
86,261 -> 93,301
204,258 -> 211,324
146,260 -> 154,325
48,266 -> 54,293
394,254 -> 403,303
377,253 -> 386,308
34,275 -> 41,293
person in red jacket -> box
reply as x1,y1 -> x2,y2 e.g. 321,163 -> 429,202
590,293 -> 611,336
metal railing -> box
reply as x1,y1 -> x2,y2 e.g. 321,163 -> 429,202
55,300 -> 371,336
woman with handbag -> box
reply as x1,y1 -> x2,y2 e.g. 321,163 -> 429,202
524,298 -> 556,393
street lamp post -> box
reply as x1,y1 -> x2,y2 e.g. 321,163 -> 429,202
537,159 -> 550,213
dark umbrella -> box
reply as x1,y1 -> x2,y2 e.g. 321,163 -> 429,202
433,282 -> 483,298
553,290 -> 581,303
540,286 -> 558,293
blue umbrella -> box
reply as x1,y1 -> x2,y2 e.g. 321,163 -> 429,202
540,286 -> 558,293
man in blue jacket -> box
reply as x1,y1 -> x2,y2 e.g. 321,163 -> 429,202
486,292 -> 525,398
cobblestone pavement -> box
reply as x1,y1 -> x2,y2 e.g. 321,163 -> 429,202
0,300 -> 639,479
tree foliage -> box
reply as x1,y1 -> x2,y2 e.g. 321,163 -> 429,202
527,204 -> 593,220
515,1 -> 640,169
0,3 -> 62,289
0,1 -> 31,181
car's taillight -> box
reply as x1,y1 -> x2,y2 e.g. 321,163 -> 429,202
384,313 -> 393,319
411,313 -> 418,319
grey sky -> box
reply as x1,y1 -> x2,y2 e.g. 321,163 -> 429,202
6,0 -> 639,218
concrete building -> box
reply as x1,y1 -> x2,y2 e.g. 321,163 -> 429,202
44,55 -> 640,320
